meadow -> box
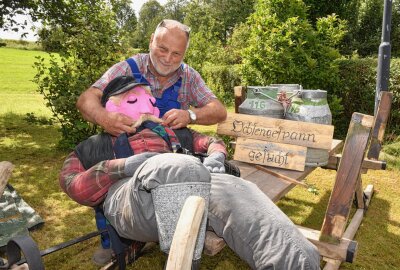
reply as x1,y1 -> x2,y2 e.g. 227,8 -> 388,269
0,46 -> 399,269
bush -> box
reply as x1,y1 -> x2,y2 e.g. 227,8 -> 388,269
330,58 -> 400,140
37,26 -> 65,53
241,0 -> 346,92
1,39 -> 42,50
201,64 -> 242,106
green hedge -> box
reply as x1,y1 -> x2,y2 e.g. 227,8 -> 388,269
201,64 -> 242,106
202,58 -> 399,142
331,58 -> 400,140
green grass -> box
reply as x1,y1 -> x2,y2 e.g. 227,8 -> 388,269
0,47 -> 53,118
0,48 -> 400,269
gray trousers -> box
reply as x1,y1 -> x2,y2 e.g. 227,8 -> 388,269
104,153 -> 320,270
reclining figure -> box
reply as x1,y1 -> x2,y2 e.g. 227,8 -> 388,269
59,76 -> 320,270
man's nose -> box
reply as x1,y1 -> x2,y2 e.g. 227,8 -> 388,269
164,53 -> 173,63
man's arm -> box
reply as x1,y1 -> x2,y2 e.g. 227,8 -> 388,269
163,99 -> 227,129
77,87 -> 136,136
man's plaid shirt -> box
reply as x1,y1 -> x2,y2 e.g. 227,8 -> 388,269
92,53 -> 216,109
59,128 -> 227,207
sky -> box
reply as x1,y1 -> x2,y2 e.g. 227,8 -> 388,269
0,0 -> 167,41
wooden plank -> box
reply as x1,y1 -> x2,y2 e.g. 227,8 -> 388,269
297,226 -> 357,262
330,139 -> 344,154
354,176 -> 365,209
232,160 -> 315,202
231,139 -> 343,202
323,185 -> 374,270
166,196 -> 205,270
367,91 -> 393,160
234,161 -> 259,179
234,138 -> 307,171
204,231 -> 226,256
0,161 -> 14,197
234,86 -> 246,113
319,113 -> 374,244
217,113 -> 334,149
324,154 -> 386,171
254,165 -> 307,187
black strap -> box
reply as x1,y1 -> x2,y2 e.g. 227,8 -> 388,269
6,235 -> 45,270
107,224 -> 130,270
114,133 -> 134,158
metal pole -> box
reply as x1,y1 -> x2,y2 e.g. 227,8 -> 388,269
375,0 -> 392,115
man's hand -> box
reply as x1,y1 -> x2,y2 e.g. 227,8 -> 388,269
162,99 -> 227,129
97,111 -> 137,136
77,87 -> 137,135
162,109 -> 191,129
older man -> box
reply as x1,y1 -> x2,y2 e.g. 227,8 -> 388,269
77,19 -> 227,136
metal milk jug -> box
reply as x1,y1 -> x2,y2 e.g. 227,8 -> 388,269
238,86 -> 284,119
270,84 -> 302,92
286,89 -> 332,167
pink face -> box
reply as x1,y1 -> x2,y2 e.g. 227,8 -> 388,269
105,86 -> 160,120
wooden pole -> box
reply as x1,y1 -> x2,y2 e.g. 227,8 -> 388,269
0,161 -> 14,197
368,91 -> 393,160
323,185 -> 374,270
254,165 -> 308,187
204,231 -> 226,256
234,86 -> 246,113
324,154 -> 386,171
319,113 -> 373,244
166,196 -> 205,270
296,226 -> 357,262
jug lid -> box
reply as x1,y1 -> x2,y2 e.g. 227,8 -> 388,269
301,89 -> 327,99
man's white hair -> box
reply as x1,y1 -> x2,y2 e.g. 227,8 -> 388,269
154,19 -> 191,49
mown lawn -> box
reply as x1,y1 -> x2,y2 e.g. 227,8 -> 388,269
0,47 -> 399,270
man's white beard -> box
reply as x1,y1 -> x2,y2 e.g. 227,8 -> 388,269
149,50 -> 181,77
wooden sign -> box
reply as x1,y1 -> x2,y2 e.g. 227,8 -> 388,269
234,138 -> 307,171
217,113 -> 334,150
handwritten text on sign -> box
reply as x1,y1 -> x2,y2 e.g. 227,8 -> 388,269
217,113 -> 334,150
234,138 -> 307,171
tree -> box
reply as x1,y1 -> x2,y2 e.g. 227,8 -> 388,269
131,0 -> 164,50
111,0 -> 137,33
0,0 -> 64,38
241,0 -> 346,90
1,0 -> 34,34
206,0 -> 255,43
33,0 -> 128,149
183,0 -> 255,45
163,0 -> 188,22
303,0 -> 360,26
350,0 -> 400,57
37,26 -> 64,52
111,0 -> 138,48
